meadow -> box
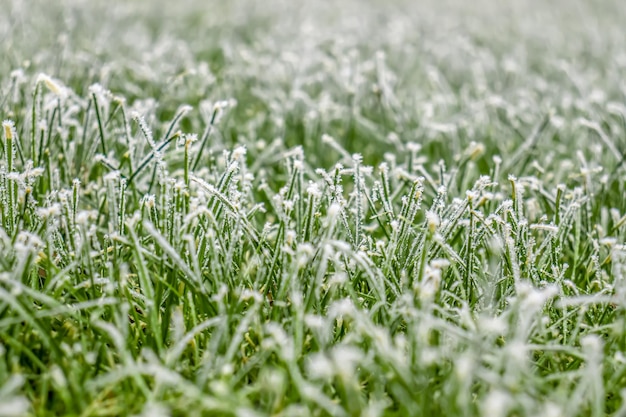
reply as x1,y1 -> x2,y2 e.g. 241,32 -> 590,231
1,0 -> 626,415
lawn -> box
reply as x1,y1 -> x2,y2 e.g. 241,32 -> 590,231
1,0 -> 626,415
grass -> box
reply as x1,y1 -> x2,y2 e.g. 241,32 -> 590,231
1,0 -> 626,415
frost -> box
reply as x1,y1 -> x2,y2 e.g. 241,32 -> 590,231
2,120 -> 15,139
306,182 -> 321,198
425,210 -> 440,233
37,73 -> 67,99
232,146 -> 247,161
481,390 -> 511,417
137,403 -> 171,417
0,397 -> 30,417
329,298 -> 355,318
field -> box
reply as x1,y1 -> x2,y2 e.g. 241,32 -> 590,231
1,0 -> 626,415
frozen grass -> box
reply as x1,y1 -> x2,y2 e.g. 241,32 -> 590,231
1,0 -> 626,415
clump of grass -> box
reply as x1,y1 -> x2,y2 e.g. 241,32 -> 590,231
1,0 -> 626,416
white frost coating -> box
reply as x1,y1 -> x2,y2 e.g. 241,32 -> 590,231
0,397 -> 30,417
481,390 -> 511,417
